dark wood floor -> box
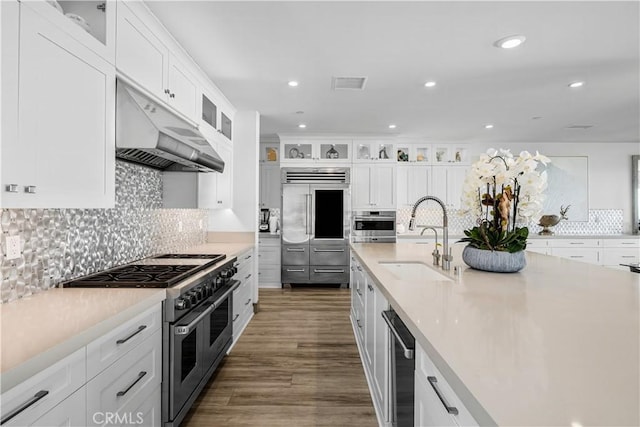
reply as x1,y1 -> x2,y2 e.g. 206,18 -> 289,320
182,287 -> 378,427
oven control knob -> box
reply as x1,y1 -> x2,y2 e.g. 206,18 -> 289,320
203,284 -> 212,297
175,298 -> 190,310
214,276 -> 224,287
193,287 -> 203,299
231,266 -> 238,276
186,292 -> 198,305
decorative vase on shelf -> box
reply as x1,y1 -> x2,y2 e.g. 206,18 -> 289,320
462,246 -> 526,273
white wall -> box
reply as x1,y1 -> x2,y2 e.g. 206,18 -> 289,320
208,111 -> 260,232
469,142 -> 639,232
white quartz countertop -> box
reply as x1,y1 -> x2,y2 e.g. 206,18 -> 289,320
350,242 -> 640,427
0,288 -> 165,392
0,241 -> 255,393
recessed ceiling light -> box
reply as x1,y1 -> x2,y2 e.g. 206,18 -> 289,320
288,81 -> 299,87
493,35 -> 526,49
485,124 -> 494,129
388,124 -> 397,129
298,124 -> 306,129
424,81 -> 437,88
568,81 -> 585,88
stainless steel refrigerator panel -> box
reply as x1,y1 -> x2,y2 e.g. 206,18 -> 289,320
282,185 -> 311,245
281,265 -> 309,283
281,244 -> 310,265
309,266 -> 349,284
309,244 -> 349,266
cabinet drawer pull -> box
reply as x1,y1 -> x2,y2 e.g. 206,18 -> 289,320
5,184 -> 18,193
356,289 -> 362,296
233,314 -> 240,322
356,319 -> 362,329
314,269 -> 345,274
569,242 -> 585,245
245,298 -> 252,306
621,256 -> 636,258
244,273 -> 252,280
116,371 -> 147,397
621,242 -> 635,245
569,256 -> 584,258
244,254 -> 252,260
286,248 -> 305,252
24,185 -> 36,194
313,248 -> 345,252
357,266 -> 363,271
0,390 -> 49,425
368,284 -> 373,292
427,376 -> 459,415
116,325 -> 147,345
286,268 -> 305,272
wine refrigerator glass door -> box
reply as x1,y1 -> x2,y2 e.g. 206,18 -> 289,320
311,185 -> 350,242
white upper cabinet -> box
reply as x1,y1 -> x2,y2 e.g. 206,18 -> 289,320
397,165 -> 432,208
395,142 -> 432,163
116,2 -> 199,122
431,165 -> 468,210
432,144 -> 470,165
116,2 -> 167,97
353,140 -> 395,162
352,165 -> 396,210
197,139 -> 234,209
280,138 -> 351,164
1,3 -> 115,208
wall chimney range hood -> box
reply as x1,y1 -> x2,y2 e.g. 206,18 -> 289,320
115,80 -> 224,173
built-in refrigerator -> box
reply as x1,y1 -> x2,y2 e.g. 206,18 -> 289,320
281,168 -> 350,285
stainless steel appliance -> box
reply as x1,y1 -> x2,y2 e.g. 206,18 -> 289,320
259,208 -> 270,232
116,80 -> 224,173
352,210 -> 396,243
63,253 -> 238,427
281,168 -> 350,285
382,309 -> 415,427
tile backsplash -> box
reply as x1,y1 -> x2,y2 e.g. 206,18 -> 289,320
0,161 -> 207,304
396,207 -> 624,236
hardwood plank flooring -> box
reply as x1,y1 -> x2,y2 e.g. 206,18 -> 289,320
182,287 -> 378,427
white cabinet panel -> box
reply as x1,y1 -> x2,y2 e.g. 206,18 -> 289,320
31,387 -> 86,427
260,164 -> 281,209
168,54 -> 198,121
116,2 -> 167,98
353,165 -> 396,210
431,166 -> 467,210
197,141 -> 233,209
415,373 -> 458,427
3,5 -> 115,208
550,248 -> 600,264
397,165 -> 431,208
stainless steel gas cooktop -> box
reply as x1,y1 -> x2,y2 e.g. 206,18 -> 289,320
62,254 -> 226,288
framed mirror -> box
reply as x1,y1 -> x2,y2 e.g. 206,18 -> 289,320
633,155 -> 640,234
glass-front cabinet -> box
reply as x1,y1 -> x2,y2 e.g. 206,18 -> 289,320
395,143 -> 432,163
433,145 -> 469,165
353,140 -> 395,162
280,139 -> 351,164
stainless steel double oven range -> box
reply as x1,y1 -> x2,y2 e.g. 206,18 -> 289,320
63,253 -> 239,427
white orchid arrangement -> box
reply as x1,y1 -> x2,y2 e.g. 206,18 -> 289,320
459,149 -> 550,252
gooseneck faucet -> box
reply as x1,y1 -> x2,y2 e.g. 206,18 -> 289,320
420,226 -> 441,266
408,196 -> 452,270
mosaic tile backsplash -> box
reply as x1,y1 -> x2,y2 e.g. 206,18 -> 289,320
396,208 -> 624,236
0,161 -> 207,303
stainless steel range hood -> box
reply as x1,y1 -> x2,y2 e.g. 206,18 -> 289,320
115,80 -> 224,173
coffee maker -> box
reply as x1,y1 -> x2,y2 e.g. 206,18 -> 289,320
259,209 -> 270,232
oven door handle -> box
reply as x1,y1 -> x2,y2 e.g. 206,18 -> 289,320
212,282 -> 238,309
175,304 -> 215,336
354,216 -> 396,221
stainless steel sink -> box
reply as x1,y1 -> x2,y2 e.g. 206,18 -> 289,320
378,261 -> 453,282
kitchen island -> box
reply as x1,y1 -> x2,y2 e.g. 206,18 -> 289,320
351,242 -> 639,426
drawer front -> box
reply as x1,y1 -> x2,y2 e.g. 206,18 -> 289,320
416,345 -> 478,427
258,266 -> 281,284
309,266 -> 349,283
259,247 -> 281,264
602,248 -> 640,265
1,348 -> 86,427
235,249 -> 255,272
32,386 -> 86,427
282,244 -> 310,265
602,238 -> 640,248
259,238 -> 281,247
551,248 -> 600,264
526,239 -> 548,248
281,265 -> 309,283
548,239 -> 601,248
86,328 -> 162,426
86,304 -> 162,380
310,245 -> 349,266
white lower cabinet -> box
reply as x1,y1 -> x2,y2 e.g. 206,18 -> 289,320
415,343 -> 477,427
31,386 -> 86,427
231,249 -> 256,345
350,252 -> 390,425
258,237 -> 282,287
86,328 -> 162,427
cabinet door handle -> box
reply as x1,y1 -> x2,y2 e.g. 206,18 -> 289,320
356,288 -> 362,296
244,274 -> 252,280
569,242 -> 585,245
314,269 -> 345,274
116,371 -> 147,397
116,325 -> 147,345
164,89 -> 170,94
367,284 -> 374,292
286,248 -> 305,252
233,313 -> 240,322
621,256 -> 636,258
0,390 -> 49,425
244,255 -> 252,260
24,185 -> 36,194
356,319 -> 362,329
245,298 -> 252,306
313,248 -> 345,252
5,184 -> 18,193
621,242 -> 636,245
569,256 -> 584,259
427,376 -> 459,415
286,268 -> 305,272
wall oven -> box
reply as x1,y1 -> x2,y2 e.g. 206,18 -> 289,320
352,210 -> 396,243
281,168 -> 350,285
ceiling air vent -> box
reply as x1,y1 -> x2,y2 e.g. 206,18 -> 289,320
332,76 -> 367,90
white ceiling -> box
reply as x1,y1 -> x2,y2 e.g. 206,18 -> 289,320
146,1 -> 640,143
